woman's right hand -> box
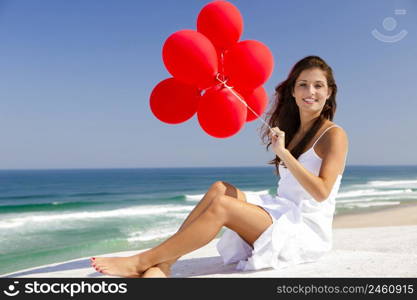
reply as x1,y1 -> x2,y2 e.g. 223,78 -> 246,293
269,127 -> 287,158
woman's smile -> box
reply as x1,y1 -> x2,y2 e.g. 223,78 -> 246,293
303,98 -> 318,104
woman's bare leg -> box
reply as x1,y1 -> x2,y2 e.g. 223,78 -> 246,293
141,181 -> 247,277
92,193 -> 272,278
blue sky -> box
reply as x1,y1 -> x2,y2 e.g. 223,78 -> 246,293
0,0 -> 416,169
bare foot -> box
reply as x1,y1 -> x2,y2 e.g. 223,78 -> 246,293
91,255 -> 150,278
141,263 -> 171,278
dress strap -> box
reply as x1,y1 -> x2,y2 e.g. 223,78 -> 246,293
311,125 -> 339,149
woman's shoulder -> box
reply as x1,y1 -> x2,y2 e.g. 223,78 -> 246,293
328,122 -> 347,136
315,121 -> 349,175
316,121 -> 349,154
323,121 -> 347,137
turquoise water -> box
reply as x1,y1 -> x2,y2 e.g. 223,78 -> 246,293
1,165 -> 417,275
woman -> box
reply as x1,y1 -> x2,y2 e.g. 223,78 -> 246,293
91,55 -> 349,277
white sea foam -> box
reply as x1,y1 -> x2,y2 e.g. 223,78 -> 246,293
337,194 -> 417,204
0,205 -> 193,229
245,189 -> 270,196
169,213 -> 189,219
337,188 -> 413,199
335,184 -> 416,209
367,179 -> 417,188
0,221 -> 25,229
127,228 -> 178,243
185,193 -> 205,201
342,201 -> 401,208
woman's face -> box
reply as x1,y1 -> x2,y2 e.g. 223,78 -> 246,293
292,68 -> 332,115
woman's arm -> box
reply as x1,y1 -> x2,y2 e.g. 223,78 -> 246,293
271,127 -> 349,202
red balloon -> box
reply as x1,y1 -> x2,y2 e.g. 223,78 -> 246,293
238,86 -> 269,122
150,78 -> 201,124
217,51 -> 225,75
197,0 -> 243,51
162,30 -> 218,89
224,40 -> 274,91
197,86 -> 247,138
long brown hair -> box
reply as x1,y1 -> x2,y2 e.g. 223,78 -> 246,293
260,56 -> 338,176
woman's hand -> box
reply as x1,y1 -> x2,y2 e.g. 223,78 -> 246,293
269,127 -> 287,158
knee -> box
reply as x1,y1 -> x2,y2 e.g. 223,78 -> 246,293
209,181 -> 227,193
206,195 -> 228,217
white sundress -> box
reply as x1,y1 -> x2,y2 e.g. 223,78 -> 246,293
216,125 -> 345,271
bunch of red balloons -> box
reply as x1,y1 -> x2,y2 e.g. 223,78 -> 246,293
149,0 -> 274,138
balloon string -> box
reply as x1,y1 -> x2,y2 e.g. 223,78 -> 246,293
215,74 -> 274,132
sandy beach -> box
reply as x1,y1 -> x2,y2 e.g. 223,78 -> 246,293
333,202 -> 417,228
2,203 -> 417,278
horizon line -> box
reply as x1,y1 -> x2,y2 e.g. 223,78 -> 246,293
1,164 -> 417,171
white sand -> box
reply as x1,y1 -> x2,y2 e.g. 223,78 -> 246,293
2,225 -> 417,278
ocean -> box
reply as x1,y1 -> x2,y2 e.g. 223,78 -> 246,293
1,165 -> 417,275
